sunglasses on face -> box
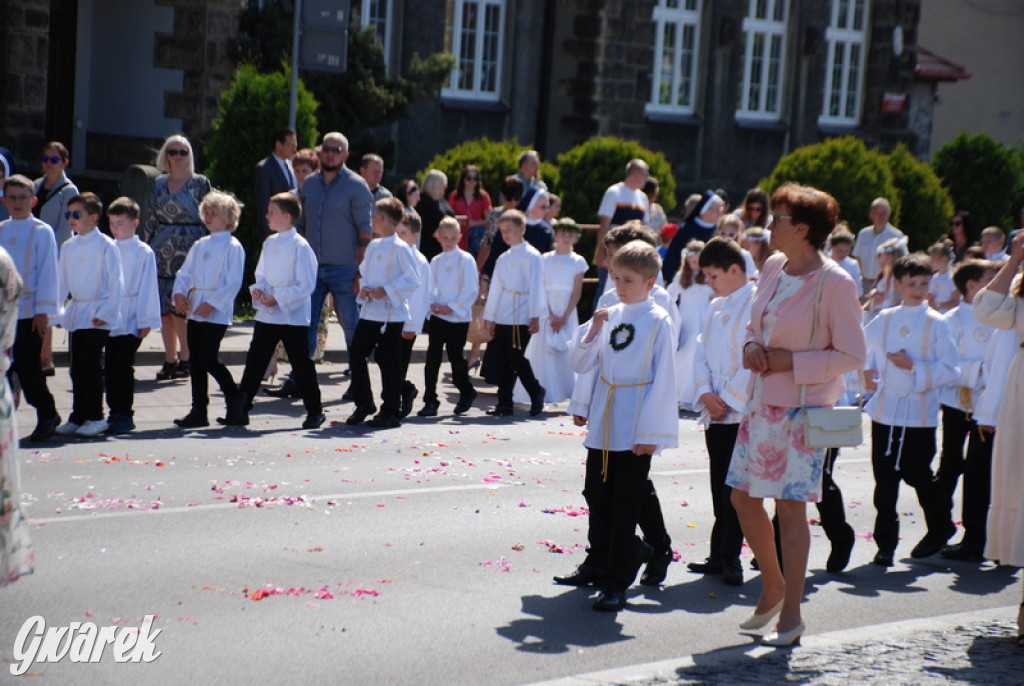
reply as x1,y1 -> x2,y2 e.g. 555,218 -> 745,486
64,210 -> 84,219
950,220 -> 963,226
408,186 -> 419,193
41,155 -> 63,164
321,146 -> 346,154
466,175 -> 479,181
166,149 -> 189,157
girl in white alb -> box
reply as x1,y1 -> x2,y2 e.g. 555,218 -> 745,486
667,243 -> 714,409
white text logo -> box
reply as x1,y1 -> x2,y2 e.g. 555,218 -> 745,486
11,615 -> 162,676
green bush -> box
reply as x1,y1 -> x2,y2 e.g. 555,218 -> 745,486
761,136 -> 899,230
932,130 -> 1024,230
885,144 -> 954,250
204,65 -> 319,304
417,138 -> 558,207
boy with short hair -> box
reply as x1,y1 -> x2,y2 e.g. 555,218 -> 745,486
0,175 -> 61,441
482,210 -> 547,417
936,259 -> 998,560
53,192 -> 124,437
346,197 -> 422,428
419,216 -> 479,417
559,240 -> 678,611
864,253 -> 960,566
690,236 -> 754,585
397,210 -> 431,418
105,197 -> 161,434
171,190 -> 246,428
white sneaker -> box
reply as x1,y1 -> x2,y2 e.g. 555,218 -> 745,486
55,421 -> 82,436
75,419 -> 109,437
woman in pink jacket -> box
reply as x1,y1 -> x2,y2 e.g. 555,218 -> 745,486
728,184 -> 866,646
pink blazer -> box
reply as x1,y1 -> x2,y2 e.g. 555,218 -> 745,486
745,253 -> 866,407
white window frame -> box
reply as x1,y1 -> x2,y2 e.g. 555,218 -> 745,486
737,0 -> 789,121
818,0 -> 869,126
647,0 -> 702,116
355,0 -> 394,68
443,0 -> 506,101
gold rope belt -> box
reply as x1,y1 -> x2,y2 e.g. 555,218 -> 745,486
599,375 -> 652,482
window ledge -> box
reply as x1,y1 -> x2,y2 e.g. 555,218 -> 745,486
645,111 -> 702,126
734,117 -> 788,131
440,97 -> 511,113
818,122 -> 864,136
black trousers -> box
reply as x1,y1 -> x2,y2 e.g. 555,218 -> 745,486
239,322 -> 321,414
350,319 -> 403,416
186,321 -> 238,413
817,447 -> 855,543
68,328 -> 109,424
936,406 -> 993,548
400,330 -> 417,395
582,448 -> 652,589
871,421 -> 953,553
705,423 -> 743,561
104,334 -> 142,418
937,405 -> 971,500
638,479 -> 671,553
9,318 -> 57,421
492,324 -> 541,407
423,318 -> 473,402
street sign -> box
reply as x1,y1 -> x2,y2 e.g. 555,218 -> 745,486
301,29 -> 348,72
302,0 -> 349,30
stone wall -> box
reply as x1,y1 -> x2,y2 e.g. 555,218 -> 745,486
1,0 -> 52,169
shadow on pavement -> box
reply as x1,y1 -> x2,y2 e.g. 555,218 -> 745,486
496,590 -> 632,654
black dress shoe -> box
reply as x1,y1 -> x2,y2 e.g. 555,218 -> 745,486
487,405 -> 513,416
346,406 -> 376,425
687,558 -> 724,574
218,392 -> 251,426
28,414 -> 61,442
453,389 -> 477,414
722,557 -> 744,586
264,380 -> 299,398
873,550 -> 895,567
553,564 -> 605,587
529,385 -> 546,417
367,413 -> 401,428
640,547 -> 673,586
174,411 -> 209,428
593,587 -> 627,612
940,543 -> 984,561
826,527 -> 856,573
399,384 -> 418,419
302,412 -> 327,429
417,400 -> 440,417
911,525 -> 956,559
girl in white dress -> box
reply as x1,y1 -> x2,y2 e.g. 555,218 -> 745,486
927,240 -> 960,312
515,220 -> 588,404
667,240 -> 714,410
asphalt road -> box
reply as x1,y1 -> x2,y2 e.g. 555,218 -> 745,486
1,351 -> 1019,685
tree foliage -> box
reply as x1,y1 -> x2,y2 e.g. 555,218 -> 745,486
932,130 -> 1024,231
885,143 -> 954,250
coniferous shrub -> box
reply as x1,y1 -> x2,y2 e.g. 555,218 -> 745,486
932,130 -> 1024,231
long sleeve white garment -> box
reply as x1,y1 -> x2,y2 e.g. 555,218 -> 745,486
0,217 -> 59,318
356,234 -> 421,323
938,302 -> 996,411
569,298 -> 678,453
429,247 -> 479,323
693,282 -> 755,426
250,228 -> 318,326
112,237 -> 161,336
864,303 -> 961,427
972,327 -> 1018,427
598,282 -> 681,342
483,241 -> 547,325
404,250 -> 431,334
55,229 -> 123,332
172,231 -> 245,326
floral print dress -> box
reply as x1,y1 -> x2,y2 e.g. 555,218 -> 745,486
0,246 -> 31,585
726,270 -> 827,503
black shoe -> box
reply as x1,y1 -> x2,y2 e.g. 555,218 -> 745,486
627,540 -> 654,586
640,547 -> 674,586
687,558 -> 724,574
593,587 -> 627,612
417,400 -> 440,417
302,412 -> 327,429
553,564 -> 605,587
42,365 -> 56,377
873,550 -> 895,567
940,543 -> 985,561
367,413 -> 401,428
345,406 -> 376,425
722,557 -> 744,586
826,527 -> 856,573
529,385 -> 546,417
218,392 -> 251,426
487,405 -> 513,416
454,389 -> 477,414
28,414 -> 61,442
911,525 -> 956,559
174,411 -> 209,428
173,360 -> 191,378
399,384 -> 418,419
264,380 -> 300,398
156,361 -> 178,381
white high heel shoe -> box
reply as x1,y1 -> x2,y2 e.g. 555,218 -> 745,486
762,621 -> 805,646
738,598 -> 784,630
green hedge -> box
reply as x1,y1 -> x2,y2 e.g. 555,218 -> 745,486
885,143 -> 953,250
932,130 -> 1024,231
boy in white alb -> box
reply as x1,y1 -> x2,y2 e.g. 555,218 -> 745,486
690,237 -> 754,585
171,190 -> 246,428
483,209 -> 547,417
397,210 -> 431,419
935,259 -> 998,560
557,240 -> 677,612
419,217 -> 479,417
226,193 -> 323,429
346,197 -> 421,428
0,175 -> 61,441
53,193 -> 124,438
864,253 -> 960,566
105,197 -> 161,434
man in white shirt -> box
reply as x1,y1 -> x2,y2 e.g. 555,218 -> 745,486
852,197 -> 903,296
593,159 -> 650,301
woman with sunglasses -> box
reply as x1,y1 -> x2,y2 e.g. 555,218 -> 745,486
946,211 -> 978,264
448,165 -> 493,256
140,135 -> 212,381
395,179 -> 420,212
